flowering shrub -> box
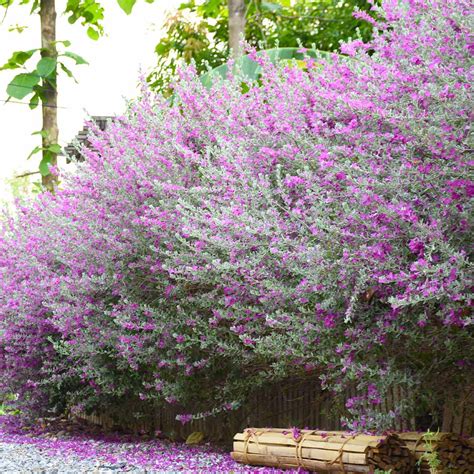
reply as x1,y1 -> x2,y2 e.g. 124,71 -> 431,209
1,0 -> 472,431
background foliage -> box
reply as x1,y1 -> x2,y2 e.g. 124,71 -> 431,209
148,0 -> 376,93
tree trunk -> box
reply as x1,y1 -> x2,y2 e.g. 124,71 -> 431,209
40,0 -> 58,192
228,0 -> 246,58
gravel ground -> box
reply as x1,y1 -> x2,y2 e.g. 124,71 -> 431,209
0,441 -> 144,473
0,415 -> 287,473
0,436 -> 252,473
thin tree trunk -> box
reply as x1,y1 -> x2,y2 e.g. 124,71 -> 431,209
228,0 -> 246,58
40,0 -> 58,192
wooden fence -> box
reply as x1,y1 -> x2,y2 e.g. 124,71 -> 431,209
74,380 -> 474,441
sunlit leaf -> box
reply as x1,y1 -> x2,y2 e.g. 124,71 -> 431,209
54,40 -> 72,47
59,62 -> 78,83
32,130 -> 49,138
27,145 -> 43,160
8,24 -> 29,33
39,156 -> 52,176
155,42 -> 168,55
6,73 -> 40,99
62,51 -> 88,65
117,0 -> 136,15
0,49 -> 37,71
36,57 -> 56,77
47,144 -> 62,154
29,93 -> 40,110
87,27 -> 99,40
261,1 -> 282,12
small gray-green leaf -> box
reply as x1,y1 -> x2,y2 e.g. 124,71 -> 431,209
6,73 -> 40,99
36,57 -> 56,77
62,51 -> 88,65
117,0 -> 136,15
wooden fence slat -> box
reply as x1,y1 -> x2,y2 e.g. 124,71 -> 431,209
73,381 -> 474,438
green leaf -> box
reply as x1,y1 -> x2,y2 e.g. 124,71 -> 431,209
261,1 -> 282,12
47,144 -> 62,154
30,0 -> 40,14
32,130 -> 49,138
59,62 -> 78,83
62,51 -> 88,65
54,40 -> 72,47
6,73 -> 40,99
87,27 -> 100,40
240,81 -> 250,94
29,93 -> 40,109
39,156 -> 52,176
155,42 -> 168,55
117,0 -> 136,15
8,24 -> 29,34
0,49 -> 38,71
199,48 -> 337,89
27,145 -> 43,160
178,2 -> 193,11
32,181 -> 43,194
36,57 -> 56,77
198,0 -> 221,17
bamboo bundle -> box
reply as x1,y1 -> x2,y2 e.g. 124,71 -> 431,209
399,432 -> 474,473
231,428 -> 415,473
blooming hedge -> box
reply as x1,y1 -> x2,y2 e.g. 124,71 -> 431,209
1,0 -> 472,431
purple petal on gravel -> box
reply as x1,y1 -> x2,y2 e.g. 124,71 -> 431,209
0,416 -> 299,472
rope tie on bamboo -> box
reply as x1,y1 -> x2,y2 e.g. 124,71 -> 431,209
243,428 -> 285,469
327,434 -> 358,473
242,428 -> 264,465
295,430 -> 319,470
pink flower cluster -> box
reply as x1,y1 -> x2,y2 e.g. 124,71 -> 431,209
0,0 -> 472,431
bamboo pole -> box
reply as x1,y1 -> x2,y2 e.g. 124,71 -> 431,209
232,428 -> 414,473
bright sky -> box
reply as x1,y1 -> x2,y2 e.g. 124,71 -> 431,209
0,0 -> 181,202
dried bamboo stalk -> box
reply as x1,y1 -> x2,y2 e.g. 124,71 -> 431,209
234,440 -> 368,464
232,428 -> 414,473
234,431 -> 381,450
231,451 -> 371,473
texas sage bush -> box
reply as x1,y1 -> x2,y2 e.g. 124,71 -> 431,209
1,0 -> 472,431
